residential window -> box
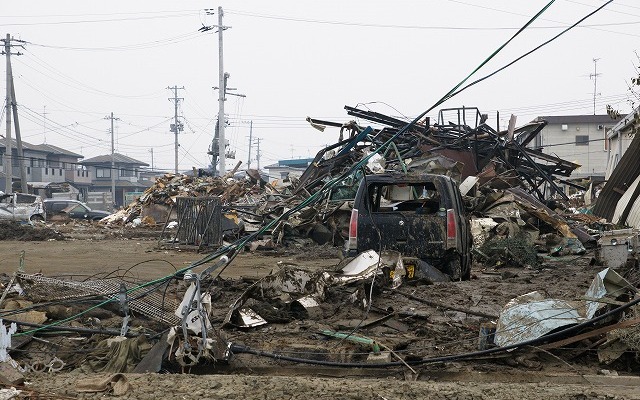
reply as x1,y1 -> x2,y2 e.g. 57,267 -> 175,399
59,169 -> 63,176
45,168 -> 48,175
96,168 -> 111,178
120,168 -> 135,177
27,167 -> 30,174
575,135 -> 589,146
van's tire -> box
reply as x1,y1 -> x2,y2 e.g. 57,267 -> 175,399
445,256 -> 471,281
30,215 -> 44,223
461,260 -> 471,281
445,257 -> 462,281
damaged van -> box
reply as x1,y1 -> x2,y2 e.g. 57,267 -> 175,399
0,192 -> 45,223
345,173 -> 472,280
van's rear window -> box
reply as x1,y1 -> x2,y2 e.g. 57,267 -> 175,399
366,182 -> 441,213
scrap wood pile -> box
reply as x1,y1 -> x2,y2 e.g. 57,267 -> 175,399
2,246 -> 640,378
102,172 -> 262,226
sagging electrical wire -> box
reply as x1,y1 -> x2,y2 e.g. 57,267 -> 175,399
332,167 -> 385,349
447,0 -> 614,101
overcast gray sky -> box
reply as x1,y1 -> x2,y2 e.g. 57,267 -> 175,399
1,1 -> 639,173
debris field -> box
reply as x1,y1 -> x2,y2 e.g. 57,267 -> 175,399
0,105 -> 640,399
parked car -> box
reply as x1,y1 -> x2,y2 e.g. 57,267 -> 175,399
0,192 -> 45,222
43,199 -> 111,221
344,173 -> 472,280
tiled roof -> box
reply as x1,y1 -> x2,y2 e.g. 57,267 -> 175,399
81,153 -> 149,166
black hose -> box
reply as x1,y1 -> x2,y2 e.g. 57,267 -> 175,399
229,294 -> 640,368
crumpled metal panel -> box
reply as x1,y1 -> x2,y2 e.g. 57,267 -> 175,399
585,268 -> 632,319
593,131 -> 640,221
611,174 -> 640,229
339,250 -> 380,277
494,291 -> 584,347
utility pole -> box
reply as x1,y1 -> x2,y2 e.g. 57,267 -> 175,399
247,121 -> 253,169
149,148 -> 154,171
105,112 -> 119,209
9,63 -> 27,193
3,35 -> 12,195
42,106 -> 47,143
216,7 -> 227,176
201,8 -> 232,176
254,137 -> 262,170
590,58 -> 601,115
167,86 -> 184,174
2,34 -> 23,194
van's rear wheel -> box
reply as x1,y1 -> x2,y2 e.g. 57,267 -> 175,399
30,215 -> 44,223
461,259 -> 471,281
445,257 -> 462,280
445,256 -> 471,281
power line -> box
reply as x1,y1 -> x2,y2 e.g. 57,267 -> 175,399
0,11 -> 201,27
443,0 -> 640,38
2,9 -> 202,19
226,8 -> 640,31
17,53 -> 166,99
25,31 -> 204,52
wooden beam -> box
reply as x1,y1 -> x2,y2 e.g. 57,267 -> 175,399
540,317 -> 640,350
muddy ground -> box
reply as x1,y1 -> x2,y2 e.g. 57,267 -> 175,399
1,224 -> 640,399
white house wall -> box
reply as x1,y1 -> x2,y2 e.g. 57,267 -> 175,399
540,122 -> 609,177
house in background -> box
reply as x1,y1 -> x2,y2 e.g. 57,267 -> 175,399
590,106 -> 640,228
81,153 -> 151,208
532,114 -> 620,178
604,108 -> 639,179
0,139 -> 90,196
263,158 -> 314,183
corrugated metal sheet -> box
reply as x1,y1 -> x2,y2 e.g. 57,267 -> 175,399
627,193 -> 640,229
613,174 -> 640,227
593,132 -> 640,221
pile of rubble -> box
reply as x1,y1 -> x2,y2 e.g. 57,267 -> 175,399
102,172 -> 262,227
97,105 -> 604,256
